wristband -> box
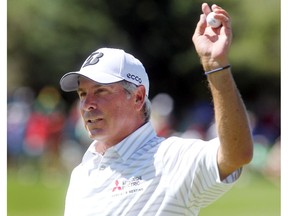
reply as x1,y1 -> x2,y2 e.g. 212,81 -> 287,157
204,64 -> 231,75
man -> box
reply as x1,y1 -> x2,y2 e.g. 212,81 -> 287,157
60,3 -> 253,216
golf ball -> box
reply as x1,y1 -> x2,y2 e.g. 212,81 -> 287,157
206,12 -> 221,28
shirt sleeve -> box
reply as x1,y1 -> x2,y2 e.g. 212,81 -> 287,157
187,137 -> 242,208
161,137 -> 242,209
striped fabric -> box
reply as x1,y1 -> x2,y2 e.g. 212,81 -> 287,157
64,122 -> 241,216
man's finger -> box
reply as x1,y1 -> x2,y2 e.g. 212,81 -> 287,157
193,14 -> 206,38
202,3 -> 211,16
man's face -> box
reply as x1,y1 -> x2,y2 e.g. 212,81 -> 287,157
77,76 -> 139,146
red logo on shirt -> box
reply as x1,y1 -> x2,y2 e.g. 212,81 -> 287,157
111,176 -> 143,197
112,180 -> 122,192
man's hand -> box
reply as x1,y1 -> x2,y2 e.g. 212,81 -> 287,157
192,3 -> 232,70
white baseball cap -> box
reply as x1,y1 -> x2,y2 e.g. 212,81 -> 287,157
60,48 -> 149,96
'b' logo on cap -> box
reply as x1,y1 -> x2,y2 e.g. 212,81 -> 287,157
82,52 -> 104,68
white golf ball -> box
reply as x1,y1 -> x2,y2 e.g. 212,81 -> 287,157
206,12 -> 221,28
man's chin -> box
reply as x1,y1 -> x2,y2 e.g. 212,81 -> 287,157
88,129 -> 104,140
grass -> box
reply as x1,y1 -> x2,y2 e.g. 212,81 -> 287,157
200,171 -> 280,216
7,169 -> 280,216
7,168 -> 69,216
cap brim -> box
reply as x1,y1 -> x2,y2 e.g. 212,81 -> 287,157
60,70 -> 124,92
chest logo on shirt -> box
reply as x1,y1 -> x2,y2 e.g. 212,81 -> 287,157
112,180 -> 122,192
112,176 -> 143,197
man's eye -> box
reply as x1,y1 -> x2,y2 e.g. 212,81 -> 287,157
78,92 -> 86,98
95,88 -> 107,94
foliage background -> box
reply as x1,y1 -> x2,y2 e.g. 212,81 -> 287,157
8,0 -> 280,113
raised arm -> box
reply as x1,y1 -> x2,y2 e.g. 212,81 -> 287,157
192,3 -> 253,180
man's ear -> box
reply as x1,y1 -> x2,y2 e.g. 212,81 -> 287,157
134,85 -> 146,110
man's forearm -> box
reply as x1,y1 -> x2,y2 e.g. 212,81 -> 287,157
206,67 -> 253,179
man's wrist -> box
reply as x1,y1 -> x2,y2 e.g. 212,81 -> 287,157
204,65 -> 231,75
200,57 -> 230,71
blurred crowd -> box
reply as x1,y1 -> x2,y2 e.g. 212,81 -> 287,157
7,85 -> 280,186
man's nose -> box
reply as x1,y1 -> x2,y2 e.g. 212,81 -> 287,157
81,95 -> 97,111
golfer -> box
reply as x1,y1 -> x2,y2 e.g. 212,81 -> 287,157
60,3 -> 253,215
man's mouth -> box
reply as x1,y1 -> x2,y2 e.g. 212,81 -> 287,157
87,118 -> 103,124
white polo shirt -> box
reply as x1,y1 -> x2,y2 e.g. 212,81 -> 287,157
64,122 -> 241,216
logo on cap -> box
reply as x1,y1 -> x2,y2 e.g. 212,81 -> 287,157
127,73 -> 142,84
82,52 -> 104,68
